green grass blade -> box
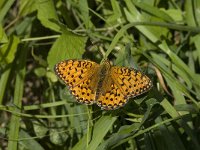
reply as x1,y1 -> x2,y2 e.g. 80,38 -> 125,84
7,47 -> 28,149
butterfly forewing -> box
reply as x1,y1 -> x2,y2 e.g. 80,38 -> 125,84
54,60 -> 100,104
111,66 -> 152,98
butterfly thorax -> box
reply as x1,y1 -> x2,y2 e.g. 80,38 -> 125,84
99,60 -> 111,76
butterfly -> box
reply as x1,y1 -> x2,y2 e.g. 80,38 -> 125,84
54,59 -> 152,110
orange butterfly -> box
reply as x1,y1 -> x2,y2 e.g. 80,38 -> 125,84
54,59 -> 152,110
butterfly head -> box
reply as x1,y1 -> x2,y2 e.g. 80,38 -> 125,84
101,58 -> 110,64
99,59 -> 111,76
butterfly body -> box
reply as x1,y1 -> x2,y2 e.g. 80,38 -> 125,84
54,59 -> 152,110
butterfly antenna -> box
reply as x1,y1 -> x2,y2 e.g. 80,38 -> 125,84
87,39 -> 108,64
98,46 -> 107,61
86,40 -> 98,51
86,39 -> 106,59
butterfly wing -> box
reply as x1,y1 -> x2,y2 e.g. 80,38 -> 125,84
96,78 -> 128,110
54,60 -> 100,104
97,66 -> 152,110
111,66 -> 152,97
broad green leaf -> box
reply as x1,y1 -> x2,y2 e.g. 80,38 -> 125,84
36,0 -> 60,32
47,30 -> 87,70
19,0 -> 36,17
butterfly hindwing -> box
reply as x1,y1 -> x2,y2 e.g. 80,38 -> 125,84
69,77 -> 97,104
97,79 -> 128,110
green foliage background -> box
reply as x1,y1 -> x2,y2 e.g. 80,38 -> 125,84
0,0 -> 200,150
